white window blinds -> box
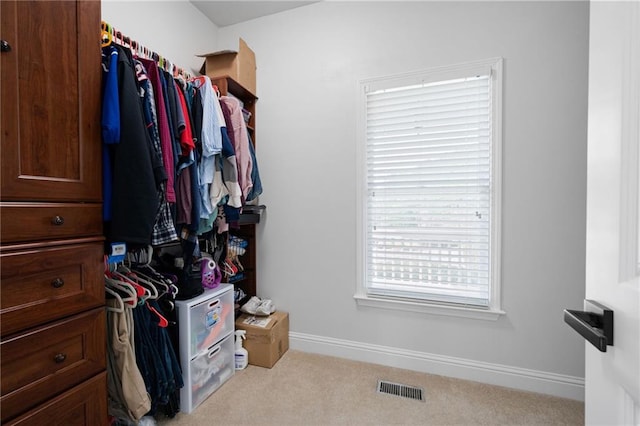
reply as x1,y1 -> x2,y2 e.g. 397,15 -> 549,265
364,70 -> 494,307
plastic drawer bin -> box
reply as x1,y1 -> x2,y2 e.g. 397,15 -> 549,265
181,332 -> 235,413
176,284 -> 234,357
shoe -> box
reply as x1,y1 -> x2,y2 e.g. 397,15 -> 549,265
234,288 -> 246,303
255,299 -> 275,316
229,236 -> 248,248
227,245 -> 245,257
240,296 -> 262,315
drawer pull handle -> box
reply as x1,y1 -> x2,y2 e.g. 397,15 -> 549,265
207,345 -> 221,358
52,215 -> 65,226
51,278 -> 65,288
53,353 -> 67,363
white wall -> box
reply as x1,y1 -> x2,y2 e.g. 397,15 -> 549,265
100,0 -> 590,400
218,1 -> 589,399
101,0 -> 218,76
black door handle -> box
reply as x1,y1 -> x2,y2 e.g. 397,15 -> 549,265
564,300 -> 614,352
1,40 -> 11,52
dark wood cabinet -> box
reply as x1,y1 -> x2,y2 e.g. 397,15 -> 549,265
4,373 -> 108,426
0,241 -> 105,336
0,203 -> 103,243
0,1 -> 106,423
0,308 -> 106,421
0,0 -> 101,202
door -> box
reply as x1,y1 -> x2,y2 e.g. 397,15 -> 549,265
585,1 -> 640,424
0,0 -> 101,202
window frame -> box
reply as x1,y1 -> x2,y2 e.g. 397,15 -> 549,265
354,58 -> 505,320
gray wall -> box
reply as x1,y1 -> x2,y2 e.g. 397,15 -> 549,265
217,0 -> 589,396
101,0 -> 218,76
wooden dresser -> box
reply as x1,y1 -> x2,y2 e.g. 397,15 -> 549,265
0,1 -> 107,424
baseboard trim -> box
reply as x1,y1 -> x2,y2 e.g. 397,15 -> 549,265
289,331 -> 584,401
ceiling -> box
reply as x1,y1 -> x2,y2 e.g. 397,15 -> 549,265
190,1 -> 318,27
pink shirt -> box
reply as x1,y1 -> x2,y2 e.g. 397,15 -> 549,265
220,96 -> 253,201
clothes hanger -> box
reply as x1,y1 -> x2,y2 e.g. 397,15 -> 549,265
101,21 -> 112,47
123,35 -> 131,50
146,302 -> 169,327
223,258 -> 238,277
105,251 -> 151,306
105,275 -> 137,306
127,247 -> 172,298
191,75 -> 209,89
112,265 -> 149,301
130,39 -> 139,58
105,286 -> 125,313
134,268 -> 169,296
140,266 -> 178,297
133,273 -> 159,300
125,246 -> 152,267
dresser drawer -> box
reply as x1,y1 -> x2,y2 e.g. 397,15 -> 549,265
0,202 -> 102,244
182,332 -> 235,414
0,242 -> 104,336
175,284 -> 235,359
4,372 -> 107,426
0,308 -> 106,422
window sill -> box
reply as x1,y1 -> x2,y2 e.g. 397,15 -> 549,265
353,293 -> 506,321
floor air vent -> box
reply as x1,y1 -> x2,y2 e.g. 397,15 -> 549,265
377,380 -> 425,402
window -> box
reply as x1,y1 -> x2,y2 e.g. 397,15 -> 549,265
356,58 -> 503,319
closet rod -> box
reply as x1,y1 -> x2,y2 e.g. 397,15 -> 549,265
101,20 -> 193,79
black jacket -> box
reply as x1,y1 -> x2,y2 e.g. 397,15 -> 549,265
107,45 -> 159,245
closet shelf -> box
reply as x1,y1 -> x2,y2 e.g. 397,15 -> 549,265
209,74 -> 260,301
239,204 -> 266,224
214,75 -> 258,103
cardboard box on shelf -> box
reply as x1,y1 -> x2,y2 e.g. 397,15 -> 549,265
234,311 -> 289,368
198,38 -> 256,96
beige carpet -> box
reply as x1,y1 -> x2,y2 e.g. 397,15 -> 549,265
156,350 -> 584,425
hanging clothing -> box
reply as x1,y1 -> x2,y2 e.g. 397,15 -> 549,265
102,46 -> 120,144
220,96 -> 253,203
106,299 -> 151,422
163,72 -> 181,153
107,45 -> 159,245
193,76 -> 223,228
138,58 -> 176,204
101,38 -> 265,251
133,301 -> 183,416
218,99 -> 244,223
175,84 -> 195,155
175,158 -> 193,226
135,59 -> 179,245
218,127 -> 242,208
101,45 -> 119,222
245,131 -> 263,203
161,70 -> 183,179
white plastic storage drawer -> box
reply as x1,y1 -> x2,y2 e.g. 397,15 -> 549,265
175,284 -> 234,358
182,332 -> 235,413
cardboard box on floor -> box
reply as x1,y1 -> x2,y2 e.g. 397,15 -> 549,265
198,38 -> 256,96
235,311 -> 289,368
